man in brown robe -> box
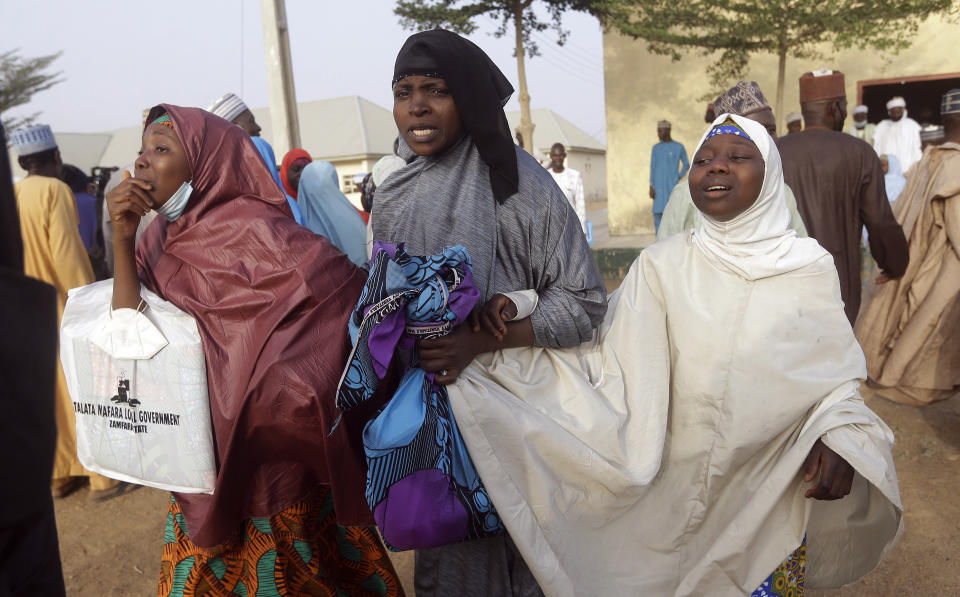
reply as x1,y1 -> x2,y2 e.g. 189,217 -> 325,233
855,89 -> 960,406
778,70 -> 908,324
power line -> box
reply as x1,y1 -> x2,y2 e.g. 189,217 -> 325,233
532,52 -> 604,88
532,36 -> 602,73
475,14 -> 604,88
530,29 -> 603,71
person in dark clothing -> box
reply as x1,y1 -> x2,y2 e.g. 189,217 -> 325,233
0,122 -> 67,597
778,70 -> 908,324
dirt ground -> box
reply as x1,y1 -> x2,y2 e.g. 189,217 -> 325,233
54,389 -> 958,596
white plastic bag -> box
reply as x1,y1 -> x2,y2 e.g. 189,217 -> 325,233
60,280 -> 215,494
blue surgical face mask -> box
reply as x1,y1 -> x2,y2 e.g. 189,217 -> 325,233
157,181 -> 193,222
854,119 -> 867,129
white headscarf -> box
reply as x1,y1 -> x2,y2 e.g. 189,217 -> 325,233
691,113 -> 830,280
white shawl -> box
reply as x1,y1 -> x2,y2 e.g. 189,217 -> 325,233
447,116 -> 902,596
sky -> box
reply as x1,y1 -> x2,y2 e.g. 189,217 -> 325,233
1,0 -> 607,142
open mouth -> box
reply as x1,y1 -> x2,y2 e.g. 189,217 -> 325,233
705,185 -> 730,192
409,127 -> 439,141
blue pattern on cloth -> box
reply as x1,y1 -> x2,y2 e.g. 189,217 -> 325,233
336,242 -> 504,550
706,121 -> 753,142
751,536 -> 806,597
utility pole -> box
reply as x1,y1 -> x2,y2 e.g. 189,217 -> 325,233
260,0 -> 300,156
513,0 -> 535,154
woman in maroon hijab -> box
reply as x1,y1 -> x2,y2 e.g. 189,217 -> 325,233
106,105 -> 402,596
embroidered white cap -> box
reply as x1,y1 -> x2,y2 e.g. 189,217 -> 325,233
9,124 -> 57,156
207,92 -> 249,122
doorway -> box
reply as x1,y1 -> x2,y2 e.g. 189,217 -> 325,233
857,72 -> 960,125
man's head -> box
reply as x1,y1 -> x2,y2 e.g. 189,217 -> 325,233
920,125 -> 945,149
879,155 -> 890,175
714,81 -> 777,137
798,70 -> 847,131
886,97 -> 906,122
59,164 -> 90,194
549,143 -> 566,171
11,124 -> 61,177
657,120 -> 671,142
232,109 -> 261,137
785,113 -> 803,134
941,89 -> 960,143
208,92 -> 261,136
853,105 -> 868,128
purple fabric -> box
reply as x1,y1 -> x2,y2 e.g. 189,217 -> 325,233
448,266 -> 479,323
369,308 -> 406,378
374,239 -> 399,259
373,468 -> 469,550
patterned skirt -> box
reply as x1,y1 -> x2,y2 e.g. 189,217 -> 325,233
158,487 -> 404,596
751,537 -> 806,597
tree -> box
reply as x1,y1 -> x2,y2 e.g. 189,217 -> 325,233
395,0 -> 610,154
605,0 -> 955,124
0,49 -> 63,131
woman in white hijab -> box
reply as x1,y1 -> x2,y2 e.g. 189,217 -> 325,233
447,114 -> 903,597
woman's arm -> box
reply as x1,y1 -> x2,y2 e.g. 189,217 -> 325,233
106,172 -> 156,309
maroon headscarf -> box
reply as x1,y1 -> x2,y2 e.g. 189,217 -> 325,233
135,105 -> 374,547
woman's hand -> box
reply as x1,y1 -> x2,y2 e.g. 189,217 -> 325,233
802,439 -> 855,500
418,325 -> 486,386
470,294 -> 517,341
106,171 -> 156,242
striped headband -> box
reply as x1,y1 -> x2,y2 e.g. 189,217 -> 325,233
706,119 -> 752,142
151,114 -> 174,129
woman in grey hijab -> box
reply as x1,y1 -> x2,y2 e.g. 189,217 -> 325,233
371,28 -> 606,597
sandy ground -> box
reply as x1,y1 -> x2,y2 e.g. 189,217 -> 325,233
52,388 -> 958,595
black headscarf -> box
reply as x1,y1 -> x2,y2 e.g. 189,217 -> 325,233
0,123 -> 24,272
393,28 -> 518,203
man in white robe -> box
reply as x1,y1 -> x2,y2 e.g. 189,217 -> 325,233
545,143 -> 586,232
874,96 -> 922,171
847,104 -> 876,146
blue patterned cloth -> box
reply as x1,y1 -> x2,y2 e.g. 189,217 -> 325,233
336,242 -> 504,550
751,536 -> 806,597
706,121 -> 753,142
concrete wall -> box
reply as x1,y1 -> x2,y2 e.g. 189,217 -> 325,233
603,15 -> 960,235
566,150 -> 607,203
527,147 -> 608,204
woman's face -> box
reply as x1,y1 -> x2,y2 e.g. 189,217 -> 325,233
689,133 -> 765,222
287,160 -> 308,192
393,75 -> 463,156
135,123 -> 192,207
